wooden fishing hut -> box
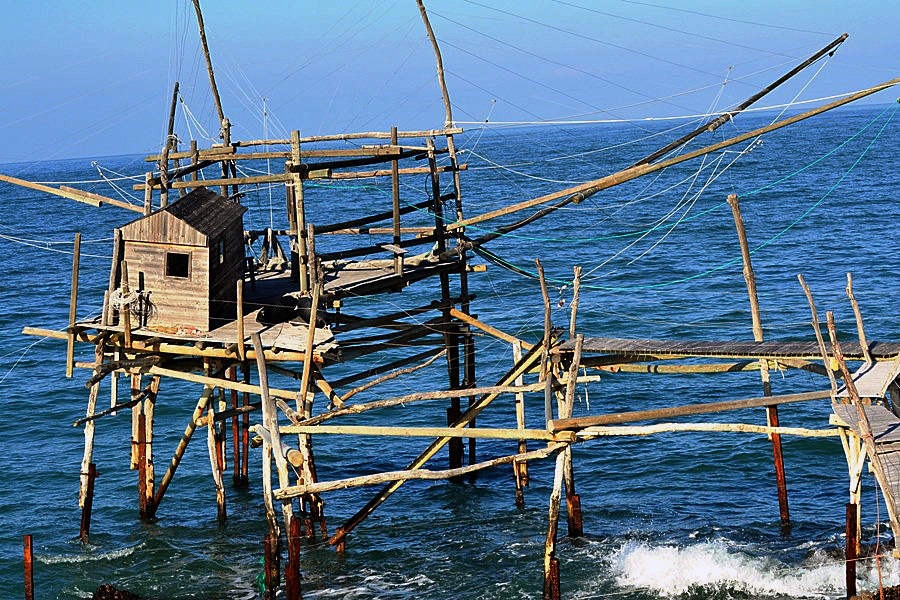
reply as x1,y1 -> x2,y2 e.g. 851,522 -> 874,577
7,2 -> 900,599
115,186 -> 246,331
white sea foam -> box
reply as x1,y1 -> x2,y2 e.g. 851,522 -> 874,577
609,540 -> 900,598
38,544 -> 138,565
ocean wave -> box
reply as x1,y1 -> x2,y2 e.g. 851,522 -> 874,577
38,544 -> 139,565
609,540 -> 900,598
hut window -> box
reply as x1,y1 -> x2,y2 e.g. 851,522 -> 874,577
165,252 -> 191,278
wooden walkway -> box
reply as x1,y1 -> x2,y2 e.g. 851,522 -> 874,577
837,357 -> 900,399
559,337 -> 900,361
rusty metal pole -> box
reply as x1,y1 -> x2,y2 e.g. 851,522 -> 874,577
846,502 -> 857,599
24,534 -> 33,600
285,516 -> 303,600
727,194 -> 790,527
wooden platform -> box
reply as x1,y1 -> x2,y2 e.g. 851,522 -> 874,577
837,357 -> 900,399
558,337 -> 900,361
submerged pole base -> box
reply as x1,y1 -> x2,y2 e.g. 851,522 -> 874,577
542,556 -> 560,600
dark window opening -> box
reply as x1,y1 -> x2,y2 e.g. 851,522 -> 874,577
166,252 -> 190,278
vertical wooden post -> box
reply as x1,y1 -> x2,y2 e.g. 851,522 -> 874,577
143,172 -> 153,215
79,463 -> 97,543
23,534 -> 33,600
285,514 -> 303,600
562,334 -> 584,538
241,363 -> 251,487
137,412 -> 149,517
190,140 -> 199,182
80,343 -> 104,507
66,232 -> 81,378
727,194 -> 789,527
207,395 -> 227,524
797,274 -> 839,394
253,333 -> 294,533
845,273 -> 873,364
263,530 -> 280,600
846,502 -> 857,599
543,450 -> 565,600
229,368 -> 241,487
130,373 -> 141,469
236,279 -> 246,361
513,342 -> 528,507
120,260 -> 133,348
106,230 -> 122,326
391,126 -> 402,275
290,130 -> 309,292
535,259 -> 553,426
144,377 -> 158,510
159,81 -> 179,208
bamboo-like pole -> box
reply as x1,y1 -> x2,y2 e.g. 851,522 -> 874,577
727,193 -> 789,527
66,232 -> 81,378
536,259 -> 554,425
452,77 -> 900,234
632,33 -> 848,167
278,444 -> 565,499
845,273 -> 873,364
190,0 -> 225,126
252,333 -> 294,532
797,274 -> 839,395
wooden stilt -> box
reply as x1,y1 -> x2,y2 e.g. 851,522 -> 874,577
138,413 -> 149,517
543,449 -> 565,600
727,194 -> 789,527
241,363 -> 251,487
263,530 -> 280,600
79,463 -> 98,543
562,334 -> 584,538
130,373 -> 141,469
252,333 -> 294,534
513,342 -> 528,507
229,367 -> 241,487
535,259 -> 554,426
207,396 -> 227,524
79,342 -> 104,508
66,232 -> 81,378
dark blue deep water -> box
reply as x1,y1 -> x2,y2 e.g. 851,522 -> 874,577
1,104 -> 899,598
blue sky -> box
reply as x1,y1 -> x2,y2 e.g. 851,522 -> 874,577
0,1 -> 896,163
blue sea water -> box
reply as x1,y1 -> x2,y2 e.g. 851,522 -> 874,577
0,104 -> 899,598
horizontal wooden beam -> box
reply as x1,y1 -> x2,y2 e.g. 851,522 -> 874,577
0,174 -> 143,213
235,128 -> 464,147
274,441 -> 562,499
578,422 -> 840,438
22,326 -> 322,363
448,308 -> 531,350
550,389 -> 833,431
278,424 -> 576,442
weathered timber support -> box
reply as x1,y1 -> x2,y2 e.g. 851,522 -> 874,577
207,387 -> 227,524
79,342 -> 104,508
543,449 -> 566,600
66,232 -> 81,378
252,333 -> 294,536
79,463 -> 98,544
562,334 -> 584,537
263,529 -> 280,600
513,342 -> 529,507
727,193 -> 789,527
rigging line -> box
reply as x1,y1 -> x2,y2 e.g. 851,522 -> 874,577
468,55 -> 804,128
576,103 -> 897,291
616,0 -> 833,36
553,0 -> 812,59
436,37 -> 639,126
0,232 -> 112,245
455,89 -> 868,126
0,234 -> 112,259
466,150 -> 597,185
461,100 -> 892,244
430,9 -> 692,117
475,104 -> 895,288
461,0 -> 765,84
